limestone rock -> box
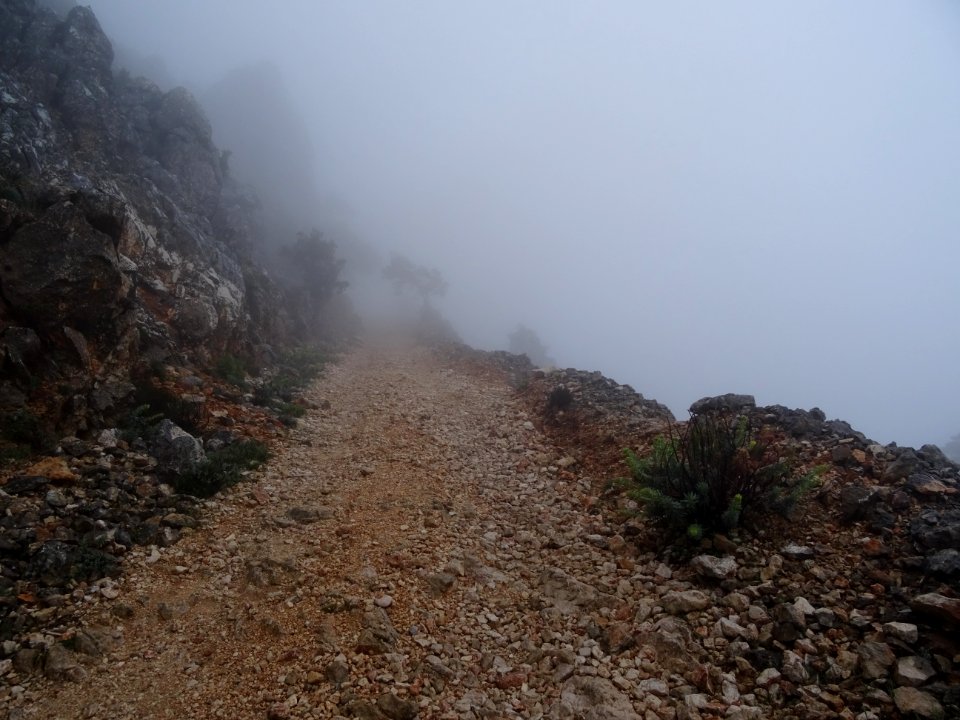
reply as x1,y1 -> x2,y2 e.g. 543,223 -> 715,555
893,687 -> 945,719
152,420 -> 205,477
691,554 -> 738,580
662,589 -> 711,614
559,676 -> 641,720
911,593 -> 960,625
689,394 -> 755,415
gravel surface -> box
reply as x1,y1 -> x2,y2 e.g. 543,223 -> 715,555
6,340 -> 957,720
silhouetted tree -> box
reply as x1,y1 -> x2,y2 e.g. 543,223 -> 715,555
278,229 -> 347,334
382,254 -> 447,305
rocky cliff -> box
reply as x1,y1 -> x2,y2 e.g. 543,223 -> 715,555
0,0 -> 300,435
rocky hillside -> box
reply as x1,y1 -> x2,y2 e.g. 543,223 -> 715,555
0,0 -> 346,650
1,3 -> 958,719
0,0 -> 308,437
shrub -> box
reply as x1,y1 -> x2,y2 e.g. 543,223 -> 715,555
253,346 -> 326,408
130,383 -> 202,435
173,439 -> 270,498
280,346 -> 327,381
119,404 -> 164,443
620,411 -> 820,542
215,354 -> 248,386
546,386 -> 574,413
277,402 -> 307,427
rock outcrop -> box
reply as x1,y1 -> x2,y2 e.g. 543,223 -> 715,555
0,0 -> 297,434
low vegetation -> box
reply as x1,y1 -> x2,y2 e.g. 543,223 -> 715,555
118,404 -> 164,443
619,411 -> 821,543
253,346 -> 327,423
546,386 -> 574,414
173,439 -> 270,498
214,354 -> 249,386
130,382 -> 202,435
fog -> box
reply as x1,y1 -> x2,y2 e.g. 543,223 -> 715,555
85,0 -> 960,449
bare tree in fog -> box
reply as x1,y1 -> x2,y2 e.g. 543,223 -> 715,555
382,255 -> 447,307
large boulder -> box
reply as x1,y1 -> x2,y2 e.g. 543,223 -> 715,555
559,676 -> 641,720
0,201 -> 133,340
690,393 -> 755,415
152,419 -> 205,477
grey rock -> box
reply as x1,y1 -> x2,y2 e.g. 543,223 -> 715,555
689,393 -> 755,415
895,656 -> 936,687
691,554 -> 737,580
910,508 -> 960,555
637,678 -> 669,697
325,660 -> 350,686
13,648 -> 41,675
911,593 -> 960,625
540,566 -> 612,613
356,608 -> 397,655
376,693 -> 418,720
662,589 -> 711,614
0,202 -> 131,340
893,687 -> 945,719
0,326 -> 42,378
636,617 -> 700,674
857,641 -> 896,680
161,512 -> 197,529
424,572 -> 456,595
287,506 -> 333,524
97,428 -> 120,448
781,650 -> 810,684
152,420 -> 205,477
781,543 -> 814,560
883,621 -> 919,644
45,489 -> 68,508
26,540 -> 119,586
883,449 -> 922,481
559,676 -> 641,720
927,549 -> 960,577
43,643 -> 80,681
343,701 -> 385,720
839,484 -> 878,521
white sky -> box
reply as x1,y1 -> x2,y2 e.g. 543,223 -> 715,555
88,0 -> 960,447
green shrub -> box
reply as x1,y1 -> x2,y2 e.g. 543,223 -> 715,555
277,402 -> 307,427
215,354 -> 249,386
279,346 -> 327,382
253,346 -> 326,408
174,440 -> 270,498
619,412 -> 820,542
277,402 -> 306,419
119,404 -> 164,443
130,383 -> 202,436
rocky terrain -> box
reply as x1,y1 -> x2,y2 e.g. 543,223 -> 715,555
0,0 -> 331,438
0,339 -> 954,720
0,2 -> 958,719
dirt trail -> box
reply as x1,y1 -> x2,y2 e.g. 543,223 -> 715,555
23,340 -> 649,720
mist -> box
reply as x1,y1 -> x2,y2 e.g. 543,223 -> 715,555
85,0 -> 960,449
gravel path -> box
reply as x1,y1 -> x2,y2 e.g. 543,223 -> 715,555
24,342 -> 948,720
19,341 -> 664,720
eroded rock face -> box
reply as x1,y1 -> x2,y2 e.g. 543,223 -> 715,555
0,0 -> 295,429
0,201 -> 133,339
